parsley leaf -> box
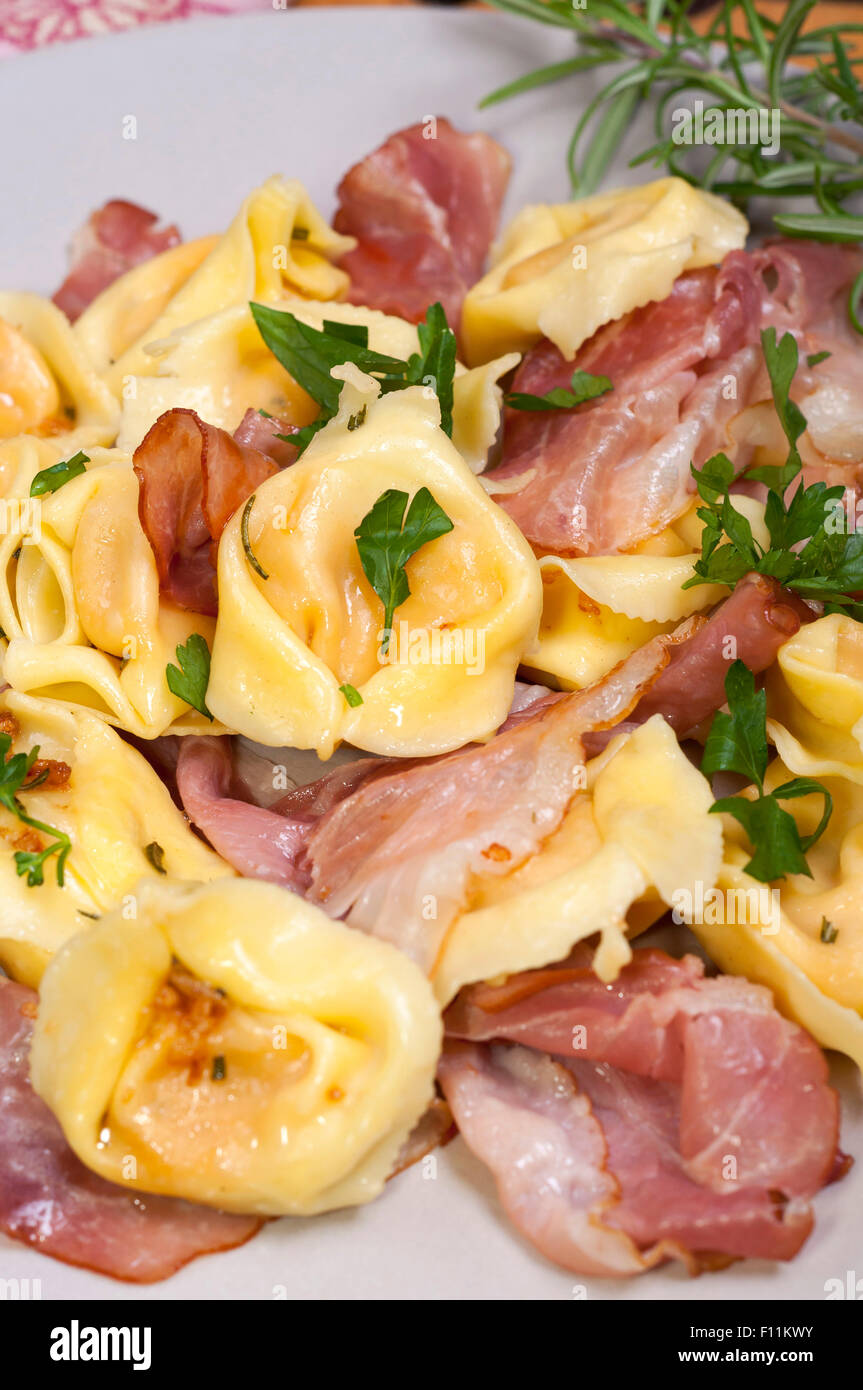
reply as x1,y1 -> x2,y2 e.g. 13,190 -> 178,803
683,328 -> 863,618
702,661 -> 832,882
0,733 -> 71,886
250,301 -> 458,449
339,683 -> 363,708
166,634 -> 213,721
506,369 -> 613,412
30,451 -> 89,498
354,488 -> 454,652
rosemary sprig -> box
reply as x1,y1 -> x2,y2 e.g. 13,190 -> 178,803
484,0 -> 863,295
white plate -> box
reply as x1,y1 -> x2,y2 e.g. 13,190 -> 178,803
0,6 -> 860,1302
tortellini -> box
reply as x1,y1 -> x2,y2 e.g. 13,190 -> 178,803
0,292 -> 119,449
0,689 -> 230,988
434,716 -> 723,1003
0,453 -> 218,737
208,368 -> 542,757
767,613 -> 863,784
117,291 -> 518,467
461,177 -> 748,365
688,759 -> 863,1072
31,877 -> 442,1216
92,178 -> 355,400
526,495 -> 766,689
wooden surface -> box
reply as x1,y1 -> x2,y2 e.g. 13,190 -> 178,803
293,0 -> 863,53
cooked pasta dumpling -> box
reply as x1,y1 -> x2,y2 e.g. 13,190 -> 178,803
0,689 -> 230,989
435,716 -> 722,1002
0,454 -> 217,737
461,177 -> 748,365
208,367 -> 542,757
31,876 -> 442,1216
0,292 -> 119,450
89,178 -> 355,400
688,759 -> 863,1072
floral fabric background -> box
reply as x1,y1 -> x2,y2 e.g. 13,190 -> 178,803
0,1 -> 281,55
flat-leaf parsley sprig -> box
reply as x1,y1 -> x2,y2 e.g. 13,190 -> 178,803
506,368 -> 613,412
0,733 -> 71,886
683,328 -> 863,617
354,488 -> 454,653
702,660 -> 832,881
250,301 -> 457,452
166,633 -> 213,721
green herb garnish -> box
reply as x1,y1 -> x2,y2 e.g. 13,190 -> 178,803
506,369 -> 613,412
292,226 -> 310,241
250,301 -> 457,451
702,660 -> 832,882
241,494 -> 269,580
684,329 -> 863,617
355,488 -> 454,652
145,841 -> 167,874
339,683 -> 364,708
30,451 -> 89,498
806,351 -> 832,368
166,634 -> 213,721
0,734 -> 71,887
820,916 -> 839,944
211,1055 -> 227,1081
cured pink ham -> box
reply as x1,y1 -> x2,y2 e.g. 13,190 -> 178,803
490,260 -> 763,554
736,240 -> 863,492
53,200 -> 180,322
0,978 -> 260,1283
175,736 -> 390,886
440,949 -> 842,1275
176,737 -> 313,889
304,635 -> 674,971
233,408 -> 301,469
133,408 -> 279,616
583,573 -> 814,753
334,118 -> 511,329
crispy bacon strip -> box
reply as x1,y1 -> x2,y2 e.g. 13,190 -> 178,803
0,978 -> 260,1283
334,118 -> 511,329
53,200 -> 180,322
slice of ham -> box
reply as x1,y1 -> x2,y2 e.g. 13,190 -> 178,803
738,240 -> 863,492
439,948 -> 843,1275
334,118 -> 511,329
232,408 -> 301,470
133,408 -> 280,616
303,633 -> 675,971
0,977 -> 260,1283
53,200 -> 181,322
582,572 -> 815,754
175,736 -> 390,887
490,258 -> 763,554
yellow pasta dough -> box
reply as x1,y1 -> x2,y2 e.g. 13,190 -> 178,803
0,689 -> 230,988
208,366 -> 542,757
461,177 -> 748,364
31,877 -> 442,1216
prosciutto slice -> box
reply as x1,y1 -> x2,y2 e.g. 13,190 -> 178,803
583,572 -> 814,754
440,949 -> 842,1275
334,118 -> 511,329
232,408 -> 301,469
53,199 -> 180,322
303,635 -> 674,971
133,408 -> 280,616
0,978 -> 260,1283
490,258 -> 763,554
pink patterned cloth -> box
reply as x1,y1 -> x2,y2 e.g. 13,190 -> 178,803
0,1 -> 283,55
